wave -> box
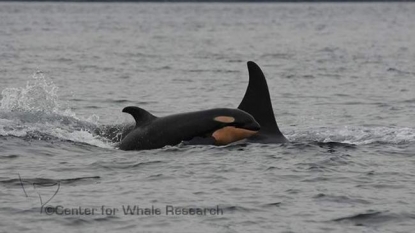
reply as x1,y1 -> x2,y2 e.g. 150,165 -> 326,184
331,210 -> 415,227
0,176 -> 100,187
287,126 -> 415,145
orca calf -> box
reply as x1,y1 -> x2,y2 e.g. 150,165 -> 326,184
238,61 -> 289,143
118,107 -> 260,151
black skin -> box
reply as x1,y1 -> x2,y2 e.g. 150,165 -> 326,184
118,107 -> 260,151
238,61 -> 289,143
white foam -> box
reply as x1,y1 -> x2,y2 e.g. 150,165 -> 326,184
0,72 -> 61,113
52,128 -> 114,149
0,72 -> 114,149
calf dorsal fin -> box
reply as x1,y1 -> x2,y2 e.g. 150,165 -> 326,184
122,106 -> 157,128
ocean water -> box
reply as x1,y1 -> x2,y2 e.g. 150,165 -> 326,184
1,2 -> 415,232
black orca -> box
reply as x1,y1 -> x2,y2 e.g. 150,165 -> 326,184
238,61 -> 289,143
98,61 -> 287,145
118,107 -> 260,151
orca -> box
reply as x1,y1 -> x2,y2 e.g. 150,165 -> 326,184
99,61 -> 288,145
118,107 -> 260,151
238,61 -> 289,143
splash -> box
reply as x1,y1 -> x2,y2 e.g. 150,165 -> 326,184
0,72 -> 64,114
0,72 -> 114,148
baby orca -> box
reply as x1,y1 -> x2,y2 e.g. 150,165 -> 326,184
118,107 -> 260,151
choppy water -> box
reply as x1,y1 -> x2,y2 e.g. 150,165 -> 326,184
1,2 -> 415,232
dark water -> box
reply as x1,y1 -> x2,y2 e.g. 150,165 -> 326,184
1,2 -> 415,232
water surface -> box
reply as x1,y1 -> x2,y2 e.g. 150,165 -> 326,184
1,2 -> 415,232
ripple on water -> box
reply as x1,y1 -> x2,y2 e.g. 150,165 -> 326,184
330,211 -> 415,227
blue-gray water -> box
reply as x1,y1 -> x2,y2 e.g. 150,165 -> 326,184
1,2 -> 415,232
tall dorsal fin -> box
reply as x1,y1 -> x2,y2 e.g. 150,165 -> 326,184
122,106 -> 157,128
238,61 -> 287,141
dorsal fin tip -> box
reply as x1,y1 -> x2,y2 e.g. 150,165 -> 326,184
247,61 -> 256,68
